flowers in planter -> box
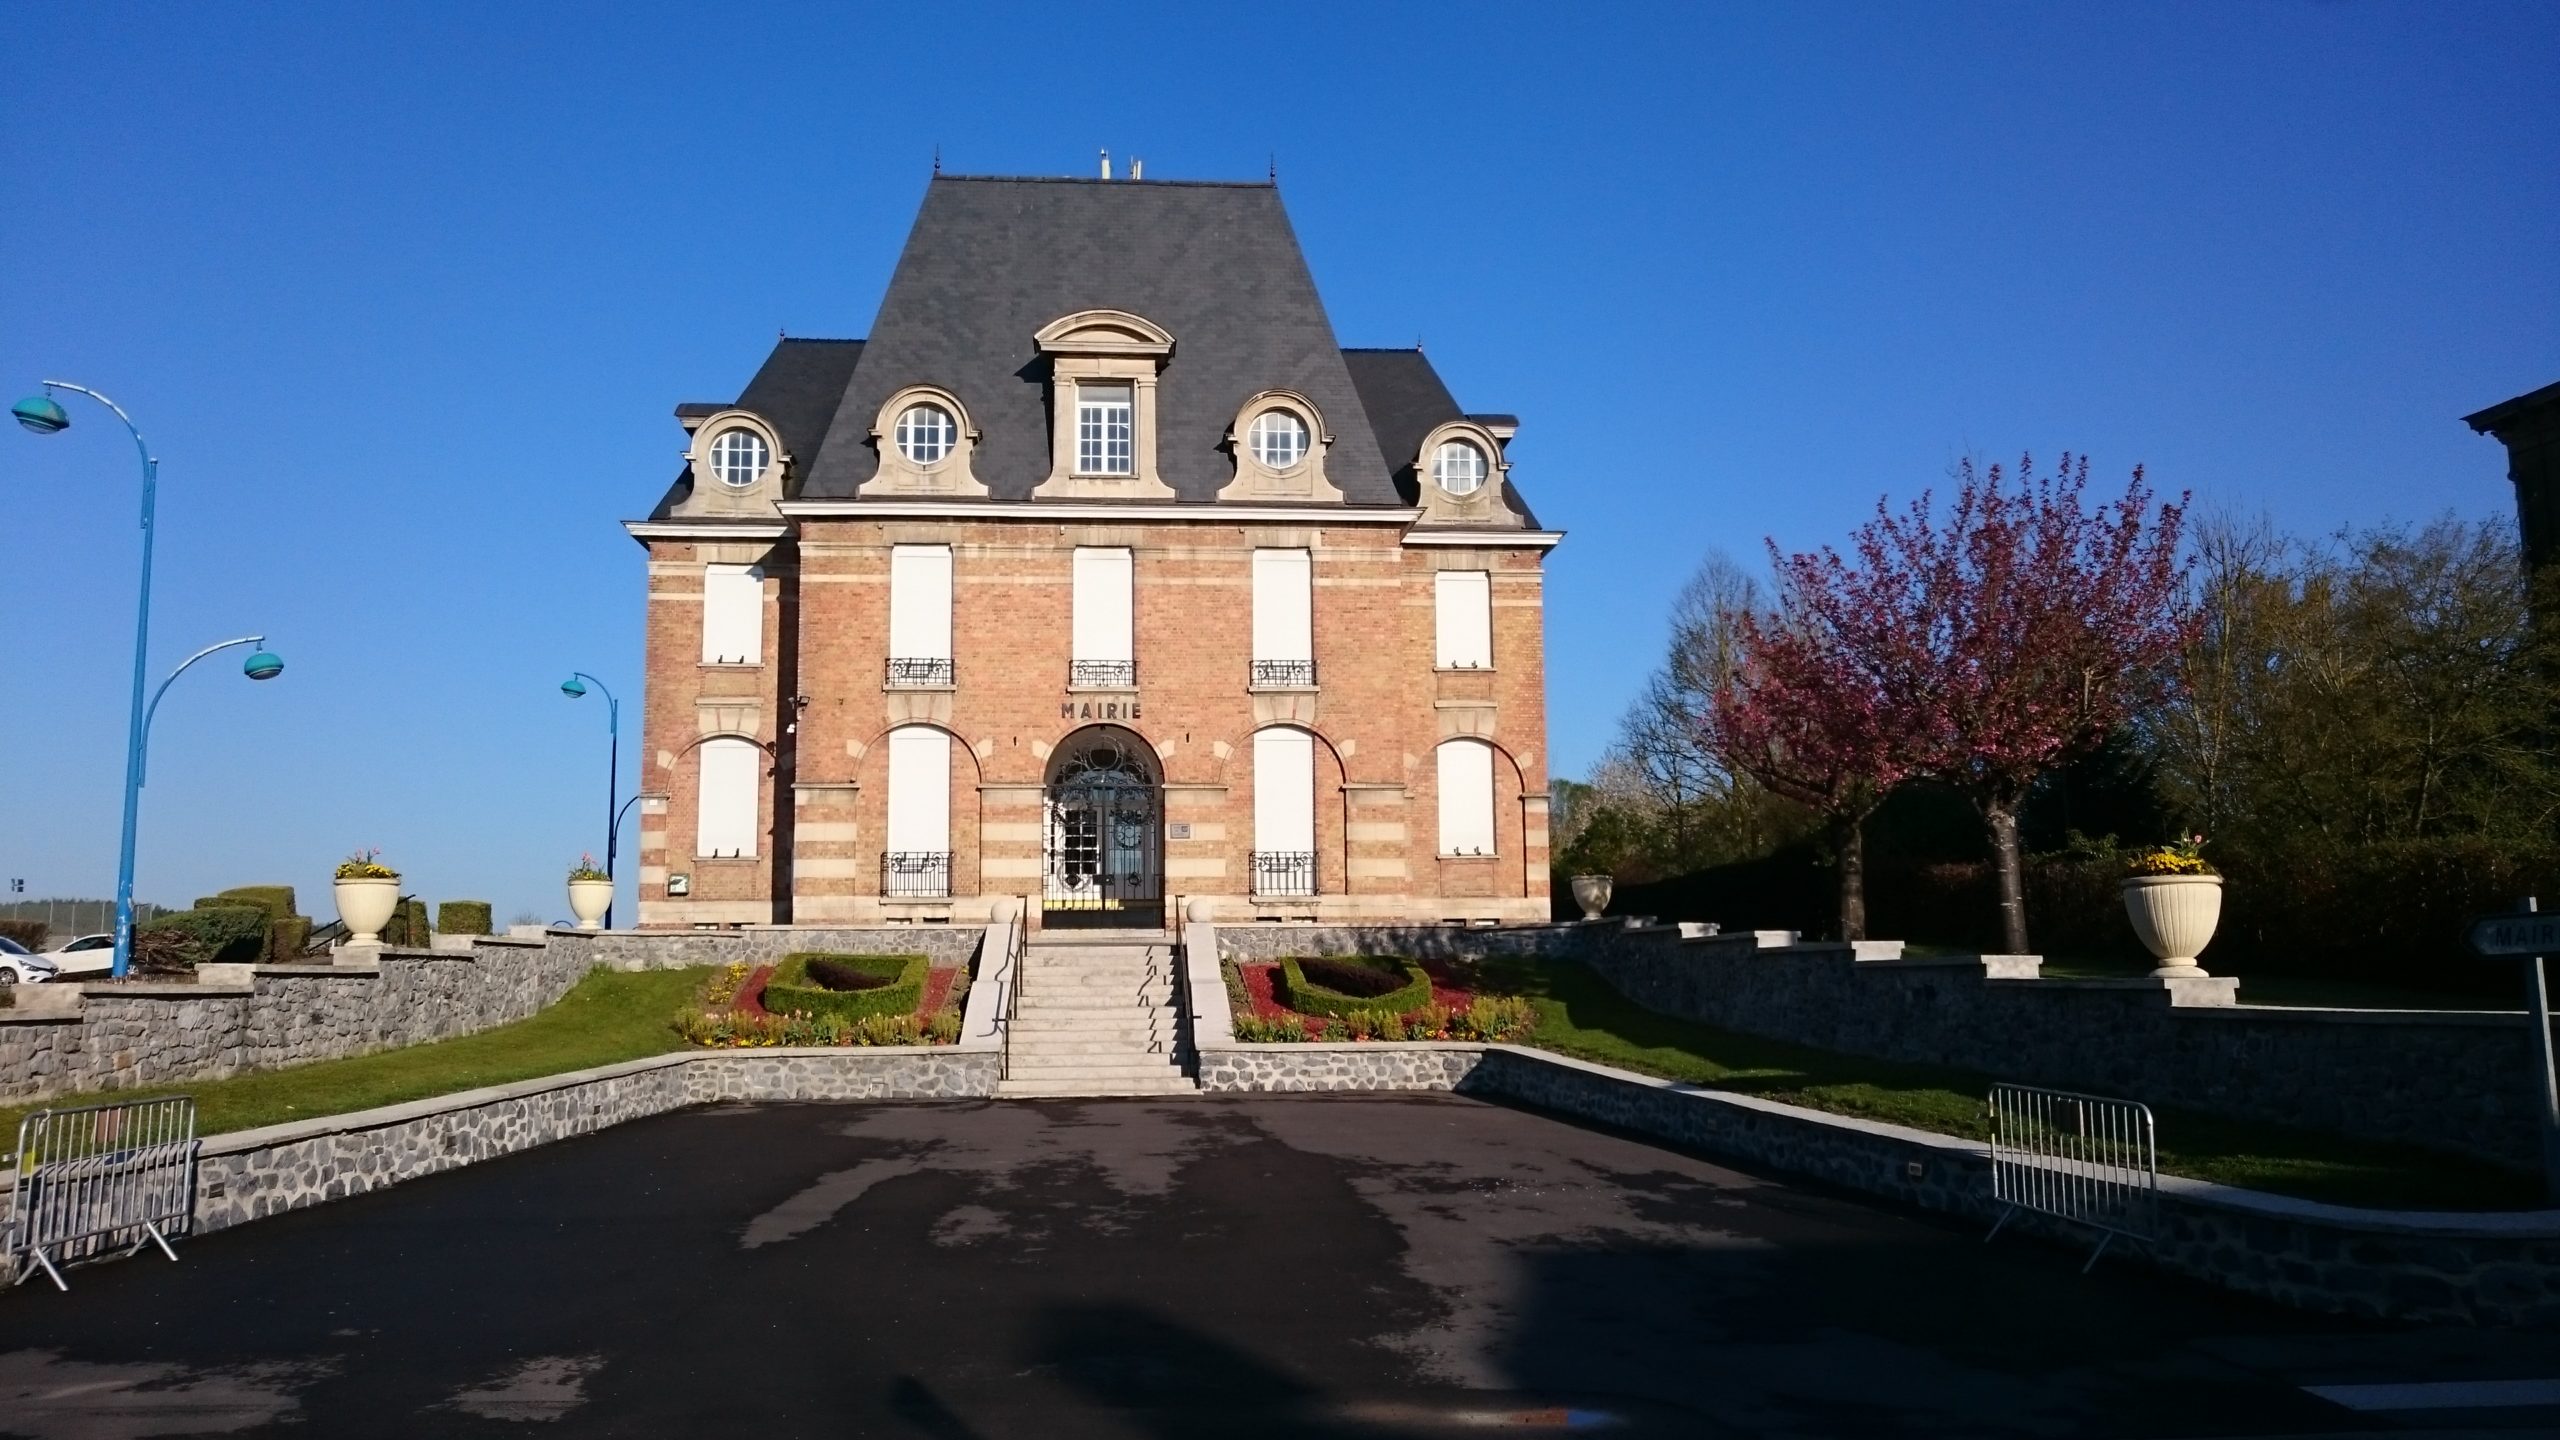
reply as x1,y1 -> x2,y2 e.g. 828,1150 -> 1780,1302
2125,834 -> 2216,877
568,853 -> 610,882
335,848 -> 397,880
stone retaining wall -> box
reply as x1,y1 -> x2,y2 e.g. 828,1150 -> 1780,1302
1196,1043 -> 1485,1092
1209,920 -> 2560,1171
0,938 -> 592,1104
190,1046 -> 999,1234
1463,1047 -> 2560,1330
1569,924 -> 2560,1172
0,926 -> 992,1107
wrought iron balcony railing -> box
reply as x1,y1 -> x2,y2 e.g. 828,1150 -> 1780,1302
882,851 -> 952,899
1251,850 -> 1317,898
1069,658 -> 1137,689
1249,659 -> 1317,688
885,656 -> 955,687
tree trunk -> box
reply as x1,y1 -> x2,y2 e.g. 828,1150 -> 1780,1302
1831,812 -> 1867,942
1985,804 -> 2030,954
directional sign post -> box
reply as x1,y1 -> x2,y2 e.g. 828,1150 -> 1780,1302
2465,897 -> 2560,1202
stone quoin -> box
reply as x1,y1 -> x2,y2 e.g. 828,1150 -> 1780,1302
626,171 -> 1560,929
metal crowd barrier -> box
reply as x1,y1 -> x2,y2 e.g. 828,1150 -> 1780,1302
6,1096 -> 198,1291
1984,1082 -> 2157,1271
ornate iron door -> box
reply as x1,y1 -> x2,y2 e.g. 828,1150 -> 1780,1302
1043,735 -> 1163,927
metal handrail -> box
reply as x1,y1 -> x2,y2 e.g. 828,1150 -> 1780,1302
1000,895 -> 1030,1081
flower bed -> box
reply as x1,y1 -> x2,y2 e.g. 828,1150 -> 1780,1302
1225,955 -> 1536,1044
673,958 -> 963,1048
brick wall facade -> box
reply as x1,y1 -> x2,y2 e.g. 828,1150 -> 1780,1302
634,516 -> 1551,928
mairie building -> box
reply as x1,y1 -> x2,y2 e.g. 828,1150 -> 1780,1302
624,172 -> 1559,930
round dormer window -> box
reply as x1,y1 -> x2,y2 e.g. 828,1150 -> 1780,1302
1433,439 -> 1487,496
1248,410 -> 1308,469
708,428 -> 769,489
895,404 -> 957,465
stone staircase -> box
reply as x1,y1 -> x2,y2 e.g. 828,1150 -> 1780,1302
996,933 -> 1199,1098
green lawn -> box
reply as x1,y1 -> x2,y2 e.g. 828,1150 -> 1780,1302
0,967 -> 706,1145
1492,958 -> 2543,1211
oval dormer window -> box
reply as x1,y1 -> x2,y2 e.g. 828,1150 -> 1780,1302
709,428 -> 769,489
1432,439 -> 1487,497
1248,410 -> 1308,469
895,404 -> 958,465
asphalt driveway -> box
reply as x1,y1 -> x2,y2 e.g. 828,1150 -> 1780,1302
2,1093 -> 2549,1437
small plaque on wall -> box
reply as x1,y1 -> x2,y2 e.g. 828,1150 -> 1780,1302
667,873 -> 692,896
1167,822 -> 1193,841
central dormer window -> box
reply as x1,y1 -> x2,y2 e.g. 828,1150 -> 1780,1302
709,429 -> 769,489
1076,383 -> 1135,475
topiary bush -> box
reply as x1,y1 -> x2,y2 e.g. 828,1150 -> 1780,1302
128,928 -> 202,977
1278,955 -> 1433,1019
268,915 -> 313,961
437,900 -> 493,936
0,918 -> 48,952
760,952 -> 927,1022
381,898 -> 432,948
805,956 -> 897,991
139,906 -> 267,966
215,886 -> 298,922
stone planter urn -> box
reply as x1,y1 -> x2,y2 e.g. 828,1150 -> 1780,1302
567,878 -> 614,931
333,876 -> 401,947
2122,874 -> 2223,977
1570,873 -> 1615,922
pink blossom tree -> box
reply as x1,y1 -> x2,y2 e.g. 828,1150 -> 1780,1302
1847,454 -> 2191,952
1707,580 -> 1929,941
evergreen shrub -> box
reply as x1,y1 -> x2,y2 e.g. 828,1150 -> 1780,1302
760,952 -> 927,1021
1278,955 -> 1433,1019
140,906 -> 268,966
437,901 -> 494,936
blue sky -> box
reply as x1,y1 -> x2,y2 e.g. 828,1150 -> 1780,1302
4,3 -> 2553,925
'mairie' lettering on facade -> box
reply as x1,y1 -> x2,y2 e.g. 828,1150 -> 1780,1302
1062,699 -> 1142,721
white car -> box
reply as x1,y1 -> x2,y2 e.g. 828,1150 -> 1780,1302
41,933 -> 118,977
0,937 -> 60,986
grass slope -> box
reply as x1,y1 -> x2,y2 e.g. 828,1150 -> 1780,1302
1497,958 -> 2541,1211
1,967 -> 705,1145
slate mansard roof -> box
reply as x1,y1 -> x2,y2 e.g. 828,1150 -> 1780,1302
652,174 -> 1531,521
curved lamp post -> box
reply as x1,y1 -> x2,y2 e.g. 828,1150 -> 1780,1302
14,382 -> 199,979
559,673 -> 620,929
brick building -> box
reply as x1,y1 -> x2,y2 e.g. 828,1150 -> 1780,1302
624,173 -> 1559,930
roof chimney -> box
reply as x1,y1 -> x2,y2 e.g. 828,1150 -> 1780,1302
1098,149 -> 1112,180
1130,157 -> 1143,180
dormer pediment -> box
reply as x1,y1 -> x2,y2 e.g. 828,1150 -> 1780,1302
1033,309 -> 1175,359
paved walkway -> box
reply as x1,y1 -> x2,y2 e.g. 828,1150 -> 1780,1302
3,1094 -> 2552,1437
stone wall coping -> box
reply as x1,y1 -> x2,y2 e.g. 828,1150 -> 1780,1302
193,1054 -> 699,1160
248,964 -> 381,978
1852,954 -> 2036,970
473,936 -> 549,950
1204,1041 -> 1491,1057
83,981 -> 254,999
2188,1002 -> 2551,1030
0,1005 -> 84,1026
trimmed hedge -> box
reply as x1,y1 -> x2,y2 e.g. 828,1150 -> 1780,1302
0,918 -> 48,952
1278,954 -> 1434,1019
761,952 -> 928,1022
140,906 -> 268,966
382,898 -> 432,948
437,900 -> 493,936
214,885 -> 298,922
269,915 -> 313,961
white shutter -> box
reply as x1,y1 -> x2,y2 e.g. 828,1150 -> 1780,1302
696,737 -> 760,858
702,564 -> 763,664
885,726 -> 952,853
1434,570 -> 1491,669
889,545 -> 953,661
1436,739 -> 1496,856
1253,726 -> 1316,854
1072,547 -> 1133,662
1251,548 -> 1312,663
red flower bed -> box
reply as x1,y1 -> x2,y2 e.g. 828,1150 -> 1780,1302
732,964 -> 776,1019
1235,960 -> 1475,1022
920,967 -> 960,1018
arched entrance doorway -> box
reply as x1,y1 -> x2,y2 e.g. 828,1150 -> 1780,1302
1043,725 -> 1163,929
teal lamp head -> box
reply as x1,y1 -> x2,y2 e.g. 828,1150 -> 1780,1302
242,650 -> 284,681
560,676 -> 588,699
11,395 -> 69,435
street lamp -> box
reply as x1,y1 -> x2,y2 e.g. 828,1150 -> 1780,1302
15,381 -> 170,979
139,637 -> 286,784
559,672 -> 620,929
